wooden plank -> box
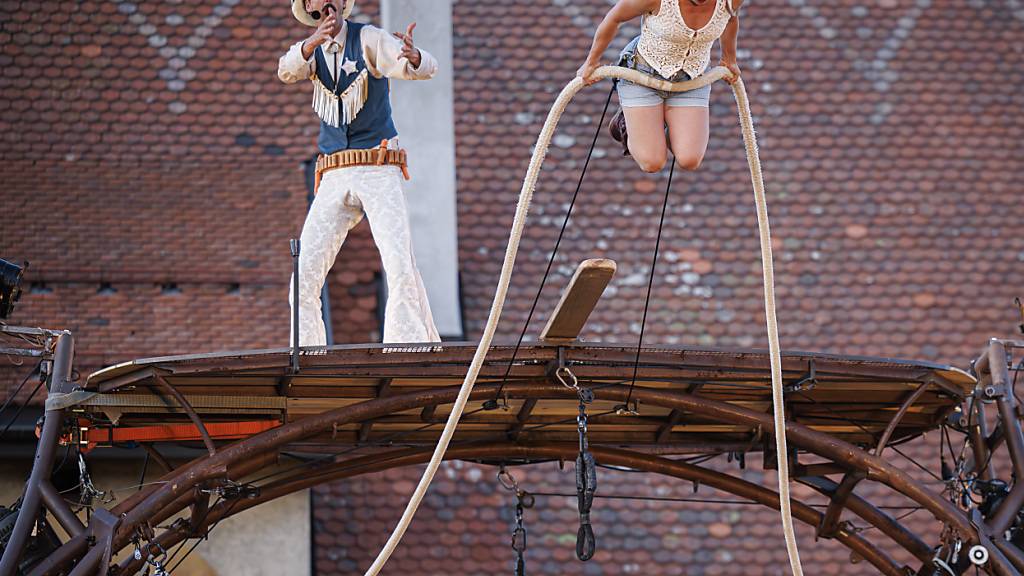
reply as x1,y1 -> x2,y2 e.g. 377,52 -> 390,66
539,259 -> 617,343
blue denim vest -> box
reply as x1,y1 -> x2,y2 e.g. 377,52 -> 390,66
313,22 -> 398,154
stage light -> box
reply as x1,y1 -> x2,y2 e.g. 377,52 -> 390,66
0,259 -> 27,319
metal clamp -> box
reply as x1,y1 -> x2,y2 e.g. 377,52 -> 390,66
133,538 -> 169,576
785,360 -> 817,394
575,401 -> 597,561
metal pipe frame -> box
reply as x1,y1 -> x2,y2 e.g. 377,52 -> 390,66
38,481 -> 84,539
874,381 -> 931,457
113,443 -> 911,576
984,339 -> 1024,535
0,332 -> 75,576
153,375 -> 216,457
797,475 -> 932,561
970,393 -> 996,481
29,381 -> 1016,576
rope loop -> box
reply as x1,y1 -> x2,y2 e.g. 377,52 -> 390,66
575,400 -> 597,561
575,519 -> 596,561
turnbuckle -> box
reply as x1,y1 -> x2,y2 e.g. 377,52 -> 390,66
498,466 -> 534,576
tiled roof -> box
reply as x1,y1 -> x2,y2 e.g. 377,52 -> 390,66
1,0 -> 1022,573
1,0 -> 385,396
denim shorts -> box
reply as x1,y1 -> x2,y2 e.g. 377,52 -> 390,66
616,36 -> 712,108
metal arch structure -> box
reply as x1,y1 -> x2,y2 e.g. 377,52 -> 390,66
2,330 -> 1024,575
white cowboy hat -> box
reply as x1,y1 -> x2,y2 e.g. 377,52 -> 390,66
291,0 -> 354,27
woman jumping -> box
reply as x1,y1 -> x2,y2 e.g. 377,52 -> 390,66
577,0 -> 743,173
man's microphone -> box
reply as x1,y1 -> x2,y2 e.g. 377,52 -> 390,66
310,2 -> 335,21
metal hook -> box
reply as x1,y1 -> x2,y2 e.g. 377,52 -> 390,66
555,366 -> 579,391
497,465 -> 519,493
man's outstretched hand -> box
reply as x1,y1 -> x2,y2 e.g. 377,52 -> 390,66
393,22 -> 421,68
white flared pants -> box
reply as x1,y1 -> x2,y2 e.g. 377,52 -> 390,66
289,165 -> 439,346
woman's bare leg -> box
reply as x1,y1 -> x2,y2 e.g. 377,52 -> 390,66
622,105 -> 668,173
666,106 -> 710,171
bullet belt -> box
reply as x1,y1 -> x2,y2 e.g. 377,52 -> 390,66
315,140 -> 410,194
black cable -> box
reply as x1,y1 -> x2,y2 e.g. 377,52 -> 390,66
162,495 -> 216,569
0,360 -> 41,416
138,450 -> 150,492
54,442 -> 72,476
0,376 -> 45,441
941,425 -> 954,472
847,507 -> 923,533
167,496 -> 241,573
889,443 -> 945,483
529,491 -> 924,512
625,158 -> 677,408
944,436 -> 984,506
494,82 -> 617,402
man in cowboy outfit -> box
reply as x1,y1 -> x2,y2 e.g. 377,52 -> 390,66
279,0 -> 440,345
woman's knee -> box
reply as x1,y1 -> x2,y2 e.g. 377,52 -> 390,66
674,154 -> 704,171
634,151 -> 668,173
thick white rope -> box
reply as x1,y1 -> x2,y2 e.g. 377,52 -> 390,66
364,65 -> 803,576
730,75 -> 804,576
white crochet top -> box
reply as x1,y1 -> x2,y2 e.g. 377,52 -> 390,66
637,0 -> 734,79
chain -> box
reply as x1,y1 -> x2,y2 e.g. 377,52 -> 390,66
498,466 -> 534,576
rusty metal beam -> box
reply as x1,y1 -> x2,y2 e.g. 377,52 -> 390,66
815,471 -> 866,539
656,384 -> 703,443
189,487 -> 211,537
508,398 -> 537,440
39,480 -> 84,538
793,463 -> 847,477
154,374 -> 216,457
0,332 -> 75,576
87,343 -> 966,396
798,476 -> 931,562
981,340 -> 1024,534
874,381 -> 931,457
31,382 -> 996,576
656,409 -> 684,443
358,378 -> 393,442
118,444 -> 909,576
141,443 -> 173,474
420,404 -> 437,423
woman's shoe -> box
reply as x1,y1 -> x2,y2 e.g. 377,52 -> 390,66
608,109 -> 630,156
